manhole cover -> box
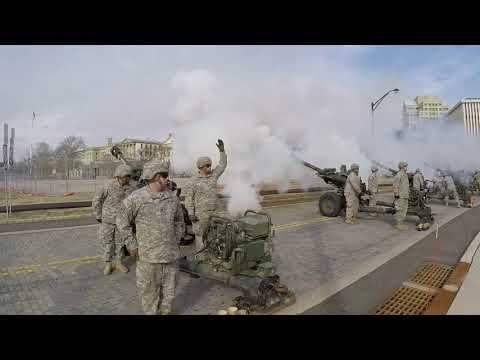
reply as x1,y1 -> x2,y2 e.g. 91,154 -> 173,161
375,286 -> 435,315
409,263 -> 453,288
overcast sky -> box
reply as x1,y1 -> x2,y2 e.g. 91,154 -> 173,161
1,45 -> 480,160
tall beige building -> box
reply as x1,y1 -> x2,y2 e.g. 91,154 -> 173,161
402,96 -> 449,130
447,98 -> 480,136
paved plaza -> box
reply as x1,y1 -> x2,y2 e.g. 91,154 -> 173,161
0,196 -> 469,315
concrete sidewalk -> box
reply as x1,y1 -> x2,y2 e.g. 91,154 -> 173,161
447,232 -> 480,315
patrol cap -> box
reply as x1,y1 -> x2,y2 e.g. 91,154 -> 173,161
350,163 -> 359,170
197,156 -> 212,169
398,161 -> 408,169
416,168 -> 421,173
141,160 -> 169,180
114,164 -> 133,177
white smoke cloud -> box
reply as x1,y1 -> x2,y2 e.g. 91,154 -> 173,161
169,64 -> 480,217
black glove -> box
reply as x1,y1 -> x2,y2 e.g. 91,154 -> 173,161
190,215 -> 199,222
216,139 -> 225,152
394,195 -> 399,199
96,218 -> 102,223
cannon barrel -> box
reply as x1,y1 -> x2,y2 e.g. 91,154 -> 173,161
372,160 -> 397,175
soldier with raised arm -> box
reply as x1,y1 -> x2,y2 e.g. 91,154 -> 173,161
184,139 -> 227,253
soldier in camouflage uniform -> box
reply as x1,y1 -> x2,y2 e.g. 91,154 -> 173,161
444,175 -> 461,208
473,170 -> 480,192
184,139 -> 227,253
92,164 -> 135,275
117,160 -> 185,315
393,161 -> 410,231
413,168 -> 425,192
344,163 -> 361,224
368,165 -> 379,216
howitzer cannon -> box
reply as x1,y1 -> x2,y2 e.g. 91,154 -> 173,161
297,157 -> 433,224
370,160 -> 434,223
178,210 -> 295,313
424,162 -> 476,206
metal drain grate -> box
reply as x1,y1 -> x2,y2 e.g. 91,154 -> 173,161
375,286 -> 435,315
409,263 -> 453,288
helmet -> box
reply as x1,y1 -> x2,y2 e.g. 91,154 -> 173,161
114,164 -> 133,178
371,166 -> 378,172
416,168 -> 421,173
350,163 -> 359,171
398,161 -> 408,169
196,156 -> 212,169
141,160 -> 169,180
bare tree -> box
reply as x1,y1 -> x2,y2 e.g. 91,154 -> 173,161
32,142 -> 54,178
55,136 -> 86,177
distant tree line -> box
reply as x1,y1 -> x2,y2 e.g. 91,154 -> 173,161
12,136 -> 86,178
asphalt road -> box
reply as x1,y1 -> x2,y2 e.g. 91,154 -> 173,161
0,199 -> 473,315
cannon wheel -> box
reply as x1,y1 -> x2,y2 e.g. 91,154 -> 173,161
319,192 -> 343,217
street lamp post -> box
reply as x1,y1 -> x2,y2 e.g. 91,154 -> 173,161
371,88 -> 399,138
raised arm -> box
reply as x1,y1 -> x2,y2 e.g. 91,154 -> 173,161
212,139 -> 227,179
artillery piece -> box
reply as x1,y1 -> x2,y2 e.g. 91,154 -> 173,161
423,162 -> 477,206
178,210 -> 295,314
298,158 -> 434,225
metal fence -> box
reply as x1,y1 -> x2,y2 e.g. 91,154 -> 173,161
2,174 -> 103,195
2,174 -> 191,196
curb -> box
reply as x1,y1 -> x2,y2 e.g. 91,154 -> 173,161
424,231 -> 480,315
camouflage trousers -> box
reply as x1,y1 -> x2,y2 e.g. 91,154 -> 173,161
193,211 -> 214,252
444,189 -> 461,207
394,198 -> 409,225
136,260 -> 178,315
345,196 -> 359,222
369,193 -> 377,207
99,222 -> 124,262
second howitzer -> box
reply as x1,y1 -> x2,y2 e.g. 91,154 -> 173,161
370,160 -> 434,224
298,158 -> 433,224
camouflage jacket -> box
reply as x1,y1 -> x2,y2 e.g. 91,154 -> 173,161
92,178 -> 134,224
368,172 -> 379,193
413,173 -> 424,191
344,173 -> 361,198
393,170 -> 409,199
474,174 -> 480,188
184,151 -> 227,216
445,176 -> 457,191
116,187 -> 185,264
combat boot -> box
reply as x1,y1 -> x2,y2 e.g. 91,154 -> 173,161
115,258 -> 129,273
393,223 -> 408,231
351,218 -> 360,224
103,261 -> 113,275
345,219 -> 356,225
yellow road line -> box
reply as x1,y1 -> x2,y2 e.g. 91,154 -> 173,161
48,256 -> 101,267
1,216 -> 334,277
273,217 -> 333,231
